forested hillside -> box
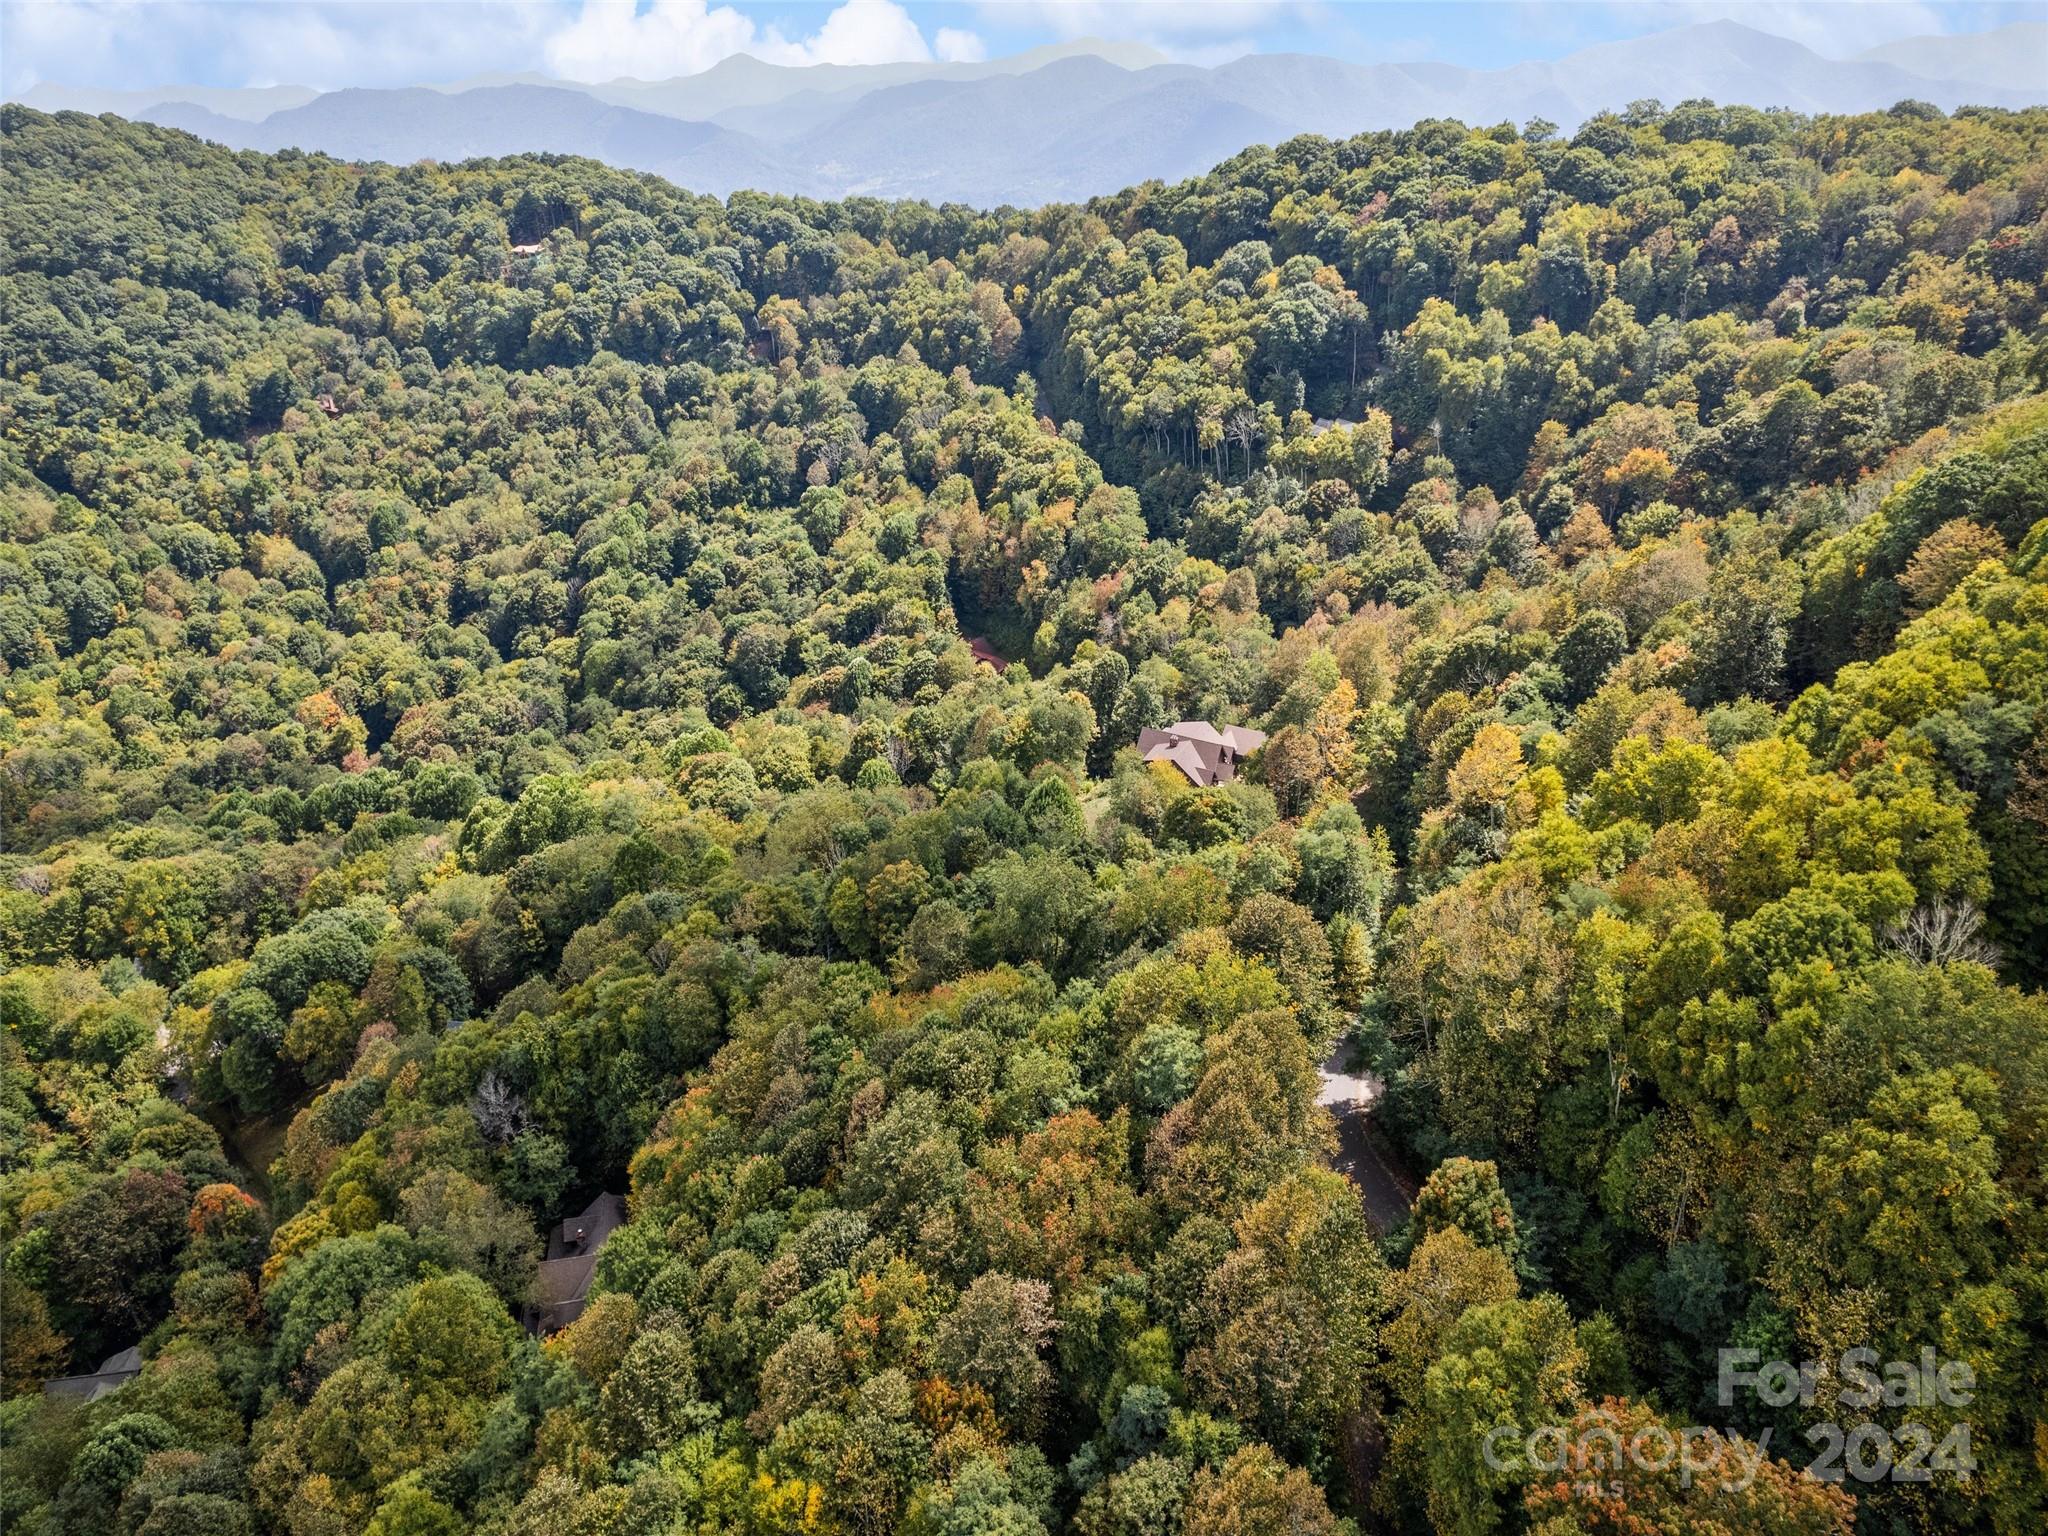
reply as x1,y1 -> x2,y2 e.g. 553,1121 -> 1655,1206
1,100 -> 2045,1536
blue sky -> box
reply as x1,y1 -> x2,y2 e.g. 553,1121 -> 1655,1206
3,0 -> 2042,93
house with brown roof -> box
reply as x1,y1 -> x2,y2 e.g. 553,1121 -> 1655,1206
527,1191 -> 625,1334
967,636 -> 1008,672
1138,721 -> 1267,787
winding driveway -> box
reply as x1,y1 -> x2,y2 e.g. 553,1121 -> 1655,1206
1317,1045 -> 1417,1234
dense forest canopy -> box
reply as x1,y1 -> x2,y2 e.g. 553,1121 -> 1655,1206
1,96 -> 2046,1536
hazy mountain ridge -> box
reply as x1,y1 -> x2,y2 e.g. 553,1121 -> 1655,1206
16,80 -> 320,121
142,83 -> 810,198
1855,22 -> 2048,91
19,21 -> 2045,207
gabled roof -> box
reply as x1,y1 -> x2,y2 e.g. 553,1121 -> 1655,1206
535,1253 -> 600,1310
1159,720 -> 1230,748
548,1191 -> 626,1260
529,1192 -> 626,1335
1221,724 -> 1267,755
1137,721 -> 1266,788
530,1256 -> 601,1335
1152,740 -> 1215,784
43,1346 -> 143,1403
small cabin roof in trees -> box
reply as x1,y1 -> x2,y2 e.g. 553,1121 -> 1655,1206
1139,721 -> 1266,787
509,241 -> 546,255
43,1346 -> 143,1403
528,1192 -> 626,1334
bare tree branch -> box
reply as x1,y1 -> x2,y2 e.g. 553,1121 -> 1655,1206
1884,899 -> 2001,969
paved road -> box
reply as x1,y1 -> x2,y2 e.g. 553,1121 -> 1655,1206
1318,1044 -> 1417,1234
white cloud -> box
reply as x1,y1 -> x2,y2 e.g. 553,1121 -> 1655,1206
542,0 -> 971,80
795,0 -> 938,65
935,25 -> 989,62
543,0 -> 761,79
6,0 -> 1993,102
0,0 -> 985,95
2,0 -> 560,93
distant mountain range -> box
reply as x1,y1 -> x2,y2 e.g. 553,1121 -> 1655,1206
16,21 -> 2047,206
